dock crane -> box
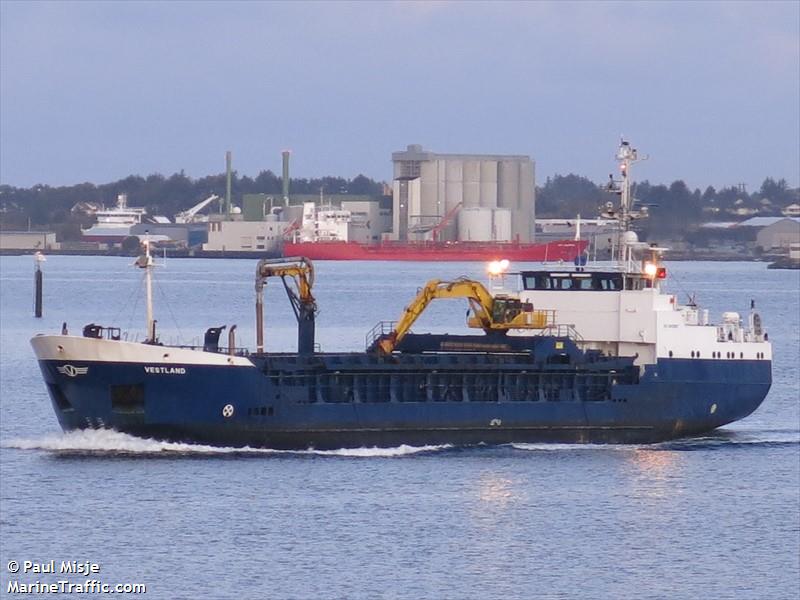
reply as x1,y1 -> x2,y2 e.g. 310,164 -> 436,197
372,278 -> 554,355
174,194 -> 222,223
255,257 -> 317,354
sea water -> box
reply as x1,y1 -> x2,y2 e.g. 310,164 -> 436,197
1,256 -> 798,600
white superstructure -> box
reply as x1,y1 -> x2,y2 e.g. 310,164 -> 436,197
515,269 -> 770,366
297,201 -> 352,242
498,139 -> 771,367
82,194 -> 147,242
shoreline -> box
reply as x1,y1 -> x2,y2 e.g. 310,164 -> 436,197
0,247 -> 780,262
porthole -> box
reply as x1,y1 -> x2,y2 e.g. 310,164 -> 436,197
668,350 -> 673,358
740,352 -> 744,359
691,351 -> 695,358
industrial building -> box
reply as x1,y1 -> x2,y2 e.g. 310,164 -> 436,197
340,198 -> 392,243
199,150 -> 394,252
733,216 -> 800,251
0,231 -> 59,251
203,219 -> 286,252
130,223 -> 207,248
753,217 -> 800,251
391,144 -> 535,243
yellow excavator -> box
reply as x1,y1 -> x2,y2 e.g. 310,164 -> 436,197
374,278 -> 554,355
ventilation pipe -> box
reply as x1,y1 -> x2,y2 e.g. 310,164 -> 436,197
225,150 -> 232,216
282,150 -> 291,205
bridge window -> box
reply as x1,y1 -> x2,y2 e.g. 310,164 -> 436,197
522,272 -> 624,291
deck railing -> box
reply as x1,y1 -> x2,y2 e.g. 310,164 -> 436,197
365,321 -> 397,351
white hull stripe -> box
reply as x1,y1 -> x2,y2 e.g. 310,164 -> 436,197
30,335 -> 255,367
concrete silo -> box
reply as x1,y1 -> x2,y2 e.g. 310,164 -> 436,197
480,161 -> 498,208
462,160 -> 481,208
391,144 -> 535,243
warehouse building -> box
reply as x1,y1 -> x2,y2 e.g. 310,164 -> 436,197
0,231 -> 59,251
755,218 -> 800,251
736,217 -> 800,251
391,144 -> 535,243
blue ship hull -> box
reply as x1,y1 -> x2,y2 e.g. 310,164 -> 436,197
33,335 -> 771,448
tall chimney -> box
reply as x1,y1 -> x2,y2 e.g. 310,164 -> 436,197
225,150 -> 232,216
282,150 -> 291,204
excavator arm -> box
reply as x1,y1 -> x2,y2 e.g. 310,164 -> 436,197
374,278 -> 553,355
255,256 -> 317,354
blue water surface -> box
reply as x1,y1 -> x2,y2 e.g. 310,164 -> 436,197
1,256 -> 798,600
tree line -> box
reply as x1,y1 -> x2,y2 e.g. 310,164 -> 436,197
536,175 -> 799,236
0,171 -> 384,240
1,168 -> 797,241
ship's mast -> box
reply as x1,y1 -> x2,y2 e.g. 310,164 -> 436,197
612,139 -> 643,270
135,238 -> 156,343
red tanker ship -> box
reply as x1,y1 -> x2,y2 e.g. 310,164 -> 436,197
282,239 -> 587,262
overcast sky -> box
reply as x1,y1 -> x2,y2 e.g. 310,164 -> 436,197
1,1 -> 798,191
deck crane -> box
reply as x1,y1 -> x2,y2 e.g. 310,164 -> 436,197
255,257 -> 317,354
372,278 -> 554,355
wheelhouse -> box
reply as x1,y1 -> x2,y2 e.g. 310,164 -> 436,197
520,270 -> 656,292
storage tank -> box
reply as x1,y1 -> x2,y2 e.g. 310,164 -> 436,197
492,209 -> 512,242
458,207 -> 493,241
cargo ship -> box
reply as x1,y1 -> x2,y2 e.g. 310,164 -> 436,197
81,194 -> 147,244
30,140 -> 772,449
281,191 -> 586,262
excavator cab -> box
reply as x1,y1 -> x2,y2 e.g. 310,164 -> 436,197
489,297 -> 534,326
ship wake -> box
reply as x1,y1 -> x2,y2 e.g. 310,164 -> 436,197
2,429 -> 452,458
511,429 -> 799,452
